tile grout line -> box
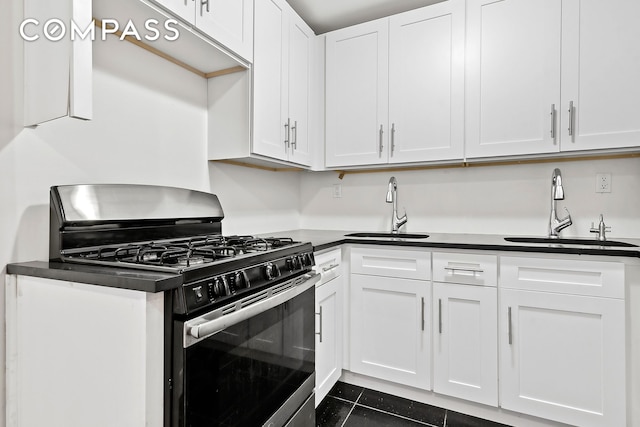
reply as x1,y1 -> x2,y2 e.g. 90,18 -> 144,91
352,402 -> 439,427
338,388 -> 363,427
338,401 -> 357,427
353,388 -> 439,427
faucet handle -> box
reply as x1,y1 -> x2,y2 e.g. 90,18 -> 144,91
561,207 -> 572,222
590,214 -> 610,241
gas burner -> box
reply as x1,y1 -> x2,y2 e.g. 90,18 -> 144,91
177,255 -> 205,267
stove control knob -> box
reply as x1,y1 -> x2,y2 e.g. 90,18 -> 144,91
213,277 -> 227,297
304,253 -> 314,267
234,271 -> 250,289
264,263 -> 280,280
298,254 -> 307,268
193,285 -> 204,302
287,256 -> 300,271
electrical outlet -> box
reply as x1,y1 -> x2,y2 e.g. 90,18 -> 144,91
595,173 -> 611,193
332,184 -> 342,198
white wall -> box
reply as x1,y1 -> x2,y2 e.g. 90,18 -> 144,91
300,157 -> 640,238
209,162 -> 302,235
0,7 -> 211,426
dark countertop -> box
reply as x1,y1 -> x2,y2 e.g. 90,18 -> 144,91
8,230 -> 640,292
260,229 -> 640,258
7,261 -> 182,293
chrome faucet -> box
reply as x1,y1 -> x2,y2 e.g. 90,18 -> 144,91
386,176 -> 407,233
549,168 -> 572,238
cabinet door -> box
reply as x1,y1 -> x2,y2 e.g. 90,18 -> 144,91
465,0 -> 561,158
253,0 -> 289,162
287,13 -> 313,166
350,274 -> 430,390
560,0 -> 640,151
315,276 -> 343,407
152,0 -> 195,23
195,0 -> 253,61
24,0 -> 92,126
326,19 -> 389,167
500,289 -> 625,427
433,283 -> 497,406
388,0 -> 464,163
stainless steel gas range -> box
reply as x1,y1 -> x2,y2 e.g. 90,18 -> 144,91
49,184 -> 318,427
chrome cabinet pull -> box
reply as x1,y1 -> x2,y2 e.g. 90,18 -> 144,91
284,119 -> 290,148
200,0 -> 209,15
315,305 -> 323,343
291,120 -> 297,149
421,297 -> 425,331
321,263 -> 339,273
508,307 -> 513,345
379,125 -> 384,156
443,265 -> 484,275
391,123 -> 396,156
568,101 -> 574,138
438,298 -> 442,334
550,104 -> 556,142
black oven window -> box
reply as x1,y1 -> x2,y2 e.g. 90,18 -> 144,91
182,287 -> 315,426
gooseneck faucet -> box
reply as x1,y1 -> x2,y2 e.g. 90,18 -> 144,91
549,168 -> 572,238
386,176 -> 407,233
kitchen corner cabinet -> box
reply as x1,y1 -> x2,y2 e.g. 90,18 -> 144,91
314,248 -> 343,407
349,247 -> 431,390
24,0 -> 92,126
152,0 -> 253,61
208,0 -> 315,168
5,275 -> 164,427
466,0 -> 640,159
499,256 -> 626,427
252,0 -> 314,166
325,0 -> 464,168
432,252 -> 498,406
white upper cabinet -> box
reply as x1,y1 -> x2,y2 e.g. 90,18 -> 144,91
388,2 -> 465,163
252,0 -> 314,166
560,0 -> 640,152
153,0 -> 253,61
326,0 -> 464,168
465,0 -> 561,158
24,0 -> 92,126
466,0 -> 640,159
325,19 -> 389,167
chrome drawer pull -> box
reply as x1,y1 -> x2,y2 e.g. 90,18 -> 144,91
321,263 -> 339,273
443,266 -> 484,275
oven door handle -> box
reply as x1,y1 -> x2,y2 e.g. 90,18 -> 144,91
185,271 -> 320,345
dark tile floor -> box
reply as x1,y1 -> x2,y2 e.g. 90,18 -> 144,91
316,382 -> 512,427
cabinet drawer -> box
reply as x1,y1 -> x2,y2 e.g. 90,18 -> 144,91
433,252 -> 497,286
351,247 -> 430,280
314,248 -> 342,285
500,256 -> 624,299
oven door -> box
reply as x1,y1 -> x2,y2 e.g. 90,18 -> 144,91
173,271 -> 319,427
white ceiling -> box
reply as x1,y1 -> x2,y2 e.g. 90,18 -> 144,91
286,0 -> 446,34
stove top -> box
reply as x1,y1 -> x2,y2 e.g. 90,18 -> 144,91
62,235 -> 301,271
49,184 -> 316,315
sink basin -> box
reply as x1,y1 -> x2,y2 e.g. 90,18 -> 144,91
504,236 -> 638,248
346,232 -> 429,239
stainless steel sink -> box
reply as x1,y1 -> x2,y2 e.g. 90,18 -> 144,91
504,236 -> 638,248
345,232 -> 429,239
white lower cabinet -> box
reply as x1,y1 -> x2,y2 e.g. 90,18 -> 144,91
5,275 -> 164,427
499,256 -> 626,427
314,248 -> 343,407
432,251 -> 498,406
349,247 -> 431,390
